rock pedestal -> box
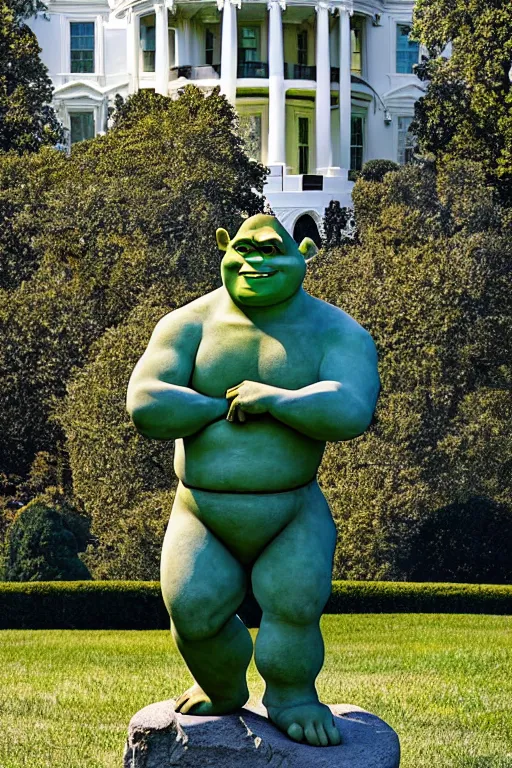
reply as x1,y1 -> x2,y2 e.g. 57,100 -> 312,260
124,700 -> 400,768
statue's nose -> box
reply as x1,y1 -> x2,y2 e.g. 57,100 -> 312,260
245,253 -> 264,264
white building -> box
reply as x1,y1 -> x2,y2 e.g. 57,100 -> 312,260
29,0 -> 424,242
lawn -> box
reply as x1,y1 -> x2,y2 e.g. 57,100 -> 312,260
1,614 -> 511,768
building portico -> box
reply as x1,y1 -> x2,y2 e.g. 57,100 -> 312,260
29,0 -> 425,240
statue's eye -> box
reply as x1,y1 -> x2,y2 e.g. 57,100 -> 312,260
260,245 -> 277,256
235,244 -> 251,255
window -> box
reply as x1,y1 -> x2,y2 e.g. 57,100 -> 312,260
397,116 -> 416,164
396,24 -> 419,74
70,22 -> 94,74
70,112 -> 94,144
350,115 -> 364,171
239,114 -> 262,161
298,116 -> 309,174
169,28 -> 176,68
297,30 -> 308,66
239,27 -> 259,63
350,17 -> 363,75
140,15 -> 156,73
205,29 -> 214,66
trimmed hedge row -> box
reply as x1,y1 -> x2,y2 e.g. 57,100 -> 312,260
0,580 -> 511,630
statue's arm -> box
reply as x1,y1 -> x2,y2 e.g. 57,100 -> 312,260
126,311 -> 228,440
267,325 -> 380,441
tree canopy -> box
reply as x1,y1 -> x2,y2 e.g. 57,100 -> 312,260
307,159 -> 511,580
0,87 -> 266,576
0,0 -> 62,153
412,0 -> 512,203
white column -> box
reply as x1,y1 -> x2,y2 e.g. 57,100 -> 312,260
154,3 -> 169,94
218,0 -> 238,104
96,15 -> 105,80
127,9 -> 140,94
315,2 -> 332,173
267,0 -> 286,166
339,7 -> 351,172
177,19 -> 191,66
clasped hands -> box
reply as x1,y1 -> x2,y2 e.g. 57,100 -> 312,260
225,380 -> 281,423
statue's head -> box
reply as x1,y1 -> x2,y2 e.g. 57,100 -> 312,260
216,214 -> 318,308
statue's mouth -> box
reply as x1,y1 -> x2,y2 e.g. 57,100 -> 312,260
240,270 -> 278,279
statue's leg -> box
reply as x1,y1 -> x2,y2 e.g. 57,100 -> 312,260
251,481 -> 341,747
161,485 -> 253,716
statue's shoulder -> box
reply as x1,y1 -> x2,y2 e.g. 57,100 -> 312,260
306,294 -> 376,351
150,288 -> 222,344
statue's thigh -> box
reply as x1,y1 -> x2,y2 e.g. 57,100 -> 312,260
160,492 -> 247,633
251,485 -> 336,625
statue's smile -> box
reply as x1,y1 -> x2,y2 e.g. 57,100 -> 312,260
240,270 -> 278,279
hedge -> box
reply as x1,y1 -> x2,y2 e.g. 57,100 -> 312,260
0,580 -> 511,630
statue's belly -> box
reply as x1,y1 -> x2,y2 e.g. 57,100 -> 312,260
174,416 -> 325,492
174,481 -> 316,563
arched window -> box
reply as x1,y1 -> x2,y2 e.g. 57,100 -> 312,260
293,214 -> 321,248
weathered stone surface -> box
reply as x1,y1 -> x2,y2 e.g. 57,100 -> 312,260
123,700 -> 400,768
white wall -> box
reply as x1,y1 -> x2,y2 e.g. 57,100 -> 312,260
105,28 -> 126,75
28,14 -> 62,78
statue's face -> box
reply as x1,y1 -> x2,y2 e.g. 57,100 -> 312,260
218,217 -> 307,308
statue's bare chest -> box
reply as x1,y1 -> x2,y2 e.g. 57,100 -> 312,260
191,317 -> 322,397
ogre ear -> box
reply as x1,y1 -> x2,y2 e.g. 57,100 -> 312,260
298,237 -> 318,262
216,228 -> 231,252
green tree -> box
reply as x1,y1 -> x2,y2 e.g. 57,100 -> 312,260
0,87 -> 265,575
0,0 -> 62,153
0,86 -> 265,481
3,492 -> 91,581
58,299 -> 180,579
412,0 -> 512,203
306,160 -> 511,580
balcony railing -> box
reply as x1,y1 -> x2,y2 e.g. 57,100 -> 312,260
237,61 -> 269,78
330,66 -> 340,82
285,63 -> 317,80
169,65 -> 220,81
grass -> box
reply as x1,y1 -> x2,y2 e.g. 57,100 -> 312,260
1,615 -> 511,768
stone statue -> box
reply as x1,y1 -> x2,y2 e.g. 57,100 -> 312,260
126,214 -> 380,748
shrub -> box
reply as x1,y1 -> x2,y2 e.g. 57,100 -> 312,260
404,497 -> 512,584
359,159 -> 400,183
0,580 -> 511,630
3,494 -> 91,582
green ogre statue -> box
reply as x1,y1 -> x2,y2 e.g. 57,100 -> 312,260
126,214 -> 380,748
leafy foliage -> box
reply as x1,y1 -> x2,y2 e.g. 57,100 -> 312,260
0,0 -> 62,152
2,579 -> 512,629
3,492 -> 91,581
306,160 -> 511,580
322,200 -> 357,248
405,498 -> 512,584
0,86 -> 265,484
0,87 -> 265,577
412,0 -> 512,203
359,159 -> 400,183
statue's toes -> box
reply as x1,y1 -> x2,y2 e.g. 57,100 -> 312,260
315,723 -> 329,746
287,723 -> 304,742
326,719 -> 342,746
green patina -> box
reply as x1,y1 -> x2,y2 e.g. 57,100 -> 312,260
126,214 -> 380,747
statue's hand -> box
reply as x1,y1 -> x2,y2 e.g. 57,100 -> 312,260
225,381 -> 280,423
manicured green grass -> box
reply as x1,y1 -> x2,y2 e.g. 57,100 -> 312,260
1,615 -> 511,768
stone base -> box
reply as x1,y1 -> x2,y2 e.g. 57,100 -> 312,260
124,700 -> 400,767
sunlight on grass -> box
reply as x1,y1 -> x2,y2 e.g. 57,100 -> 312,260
1,615 -> 511,767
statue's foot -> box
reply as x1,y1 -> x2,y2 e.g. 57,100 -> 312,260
267,701 -> 342,747
174,683 -> 249,716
